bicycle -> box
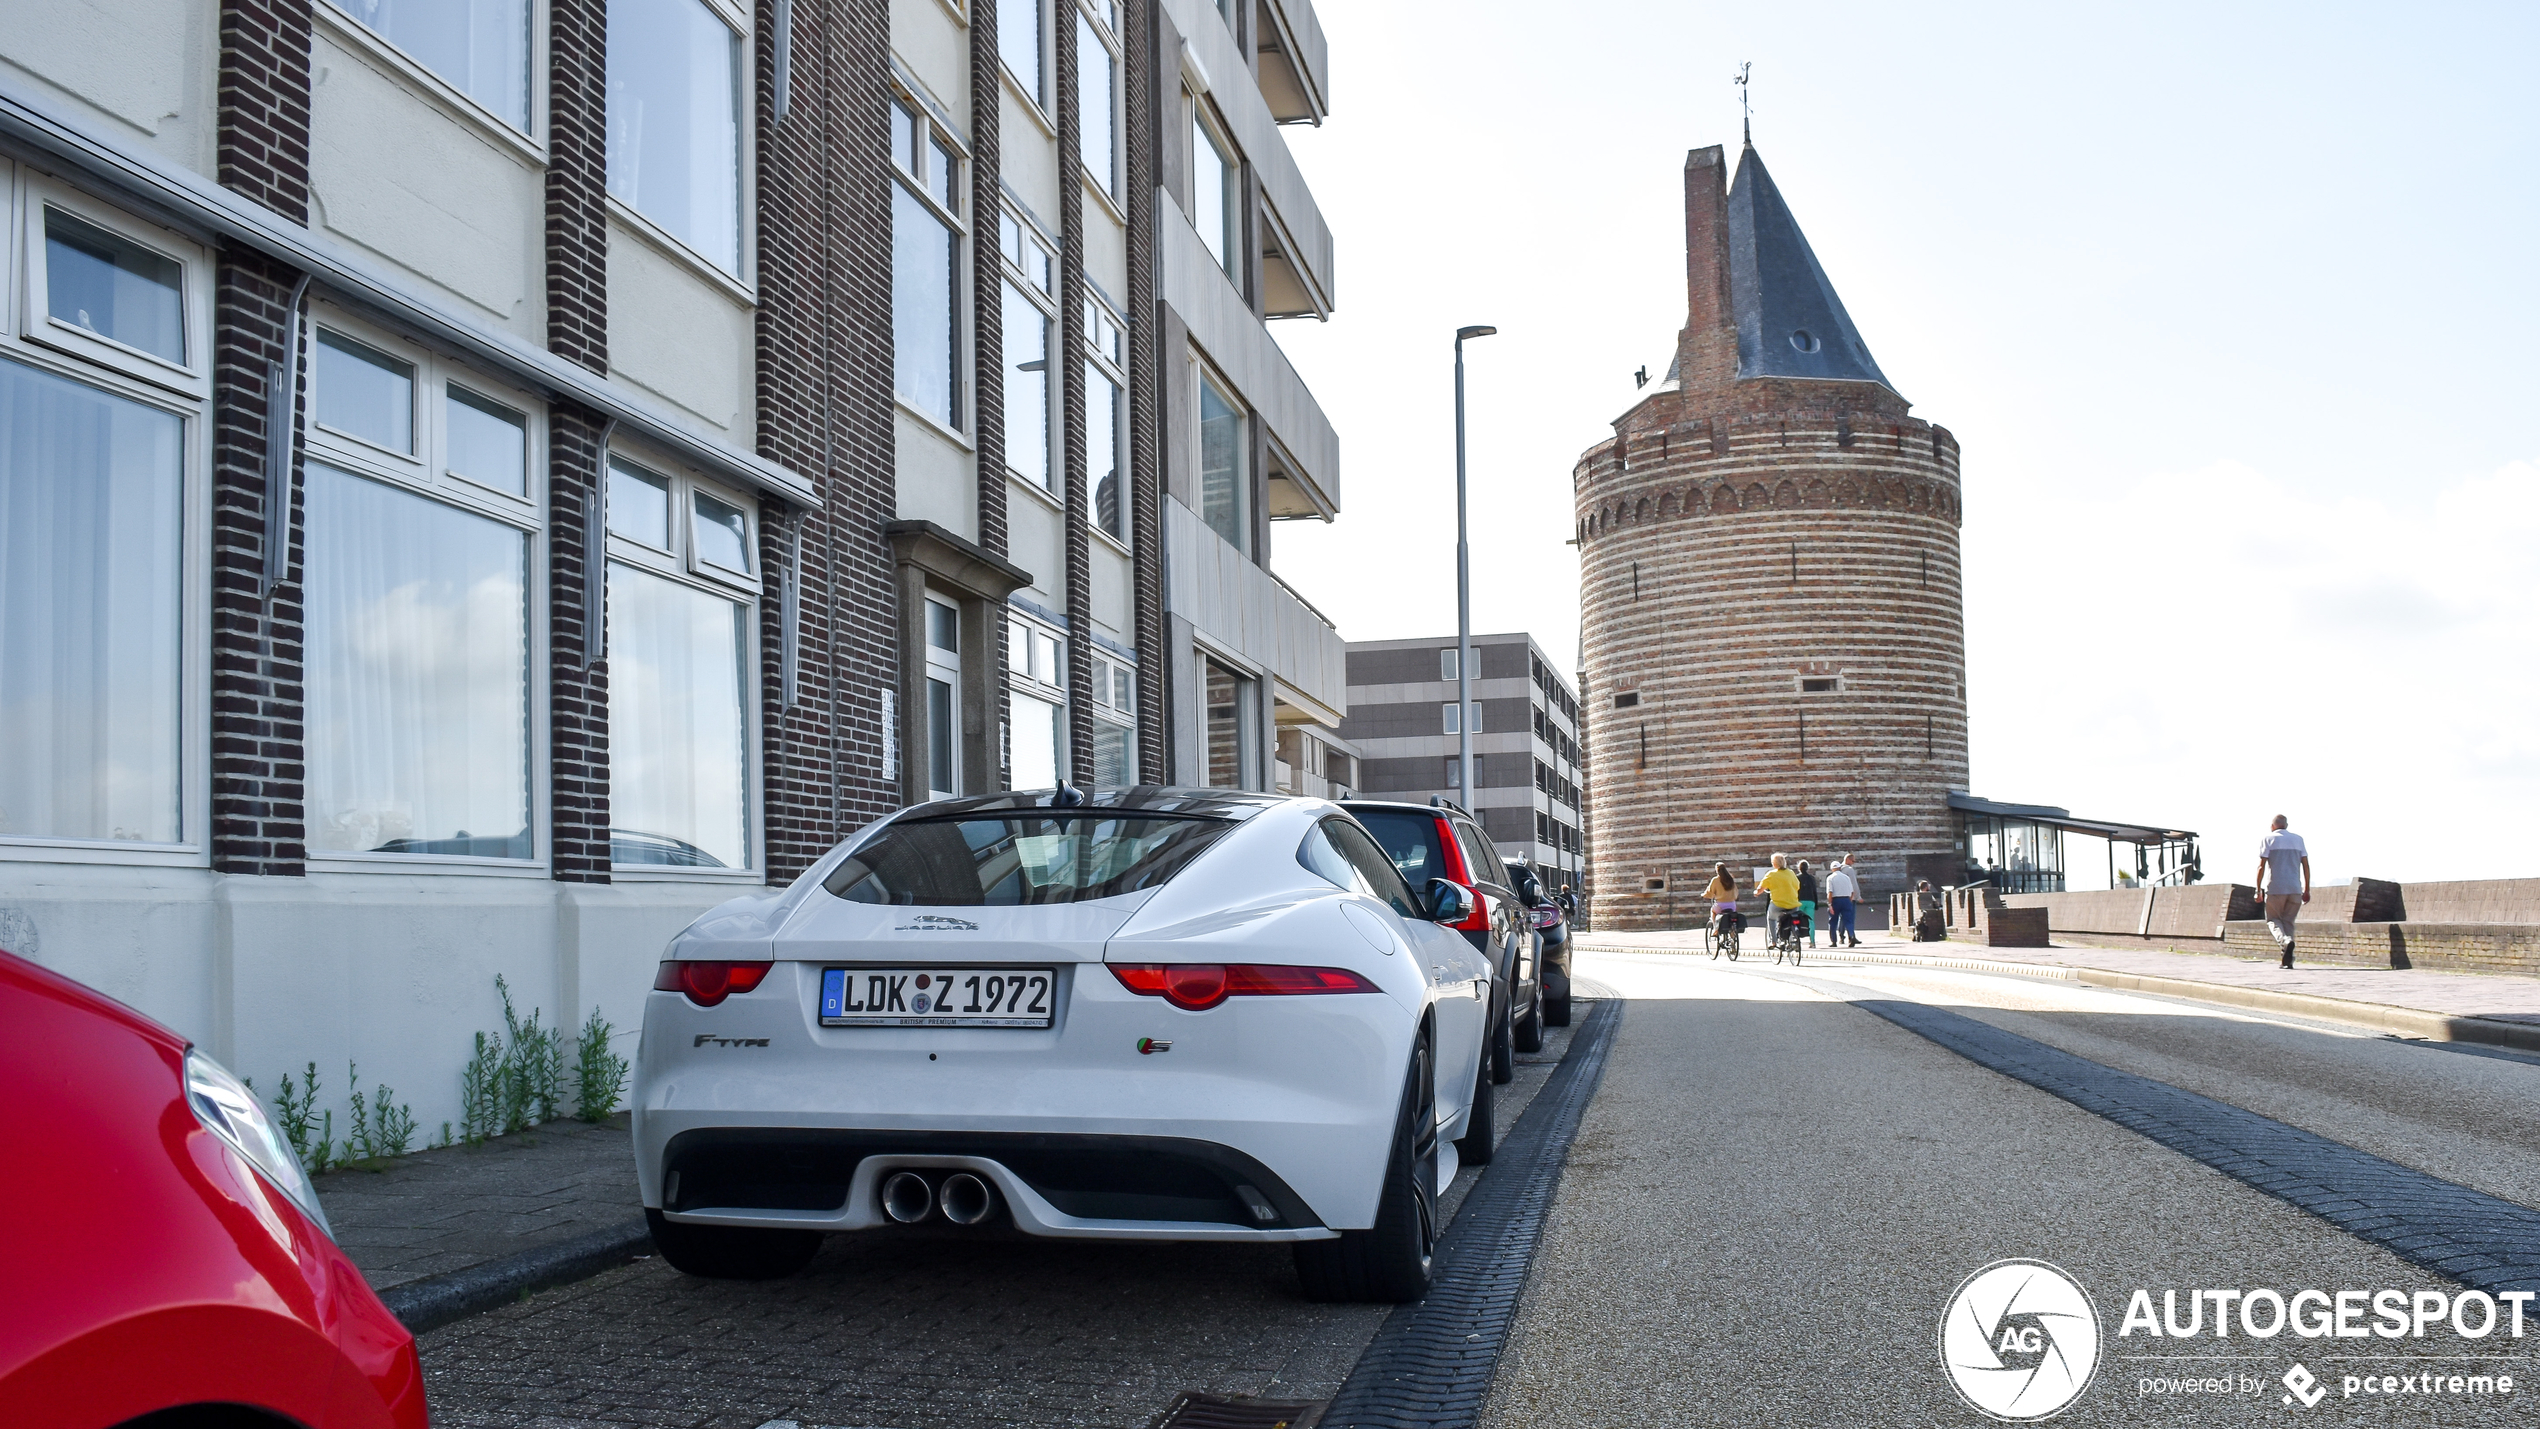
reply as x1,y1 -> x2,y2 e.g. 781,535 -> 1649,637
1709,911 -> 1741,961
1770,910 -> 1806,966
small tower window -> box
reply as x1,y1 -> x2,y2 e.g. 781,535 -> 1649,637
1613,691 -> 1640,709
1789,330 -> 1821,353
1800,677 -> 1838,694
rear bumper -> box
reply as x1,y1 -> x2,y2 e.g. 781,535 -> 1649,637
653,1128 -> 1338,1242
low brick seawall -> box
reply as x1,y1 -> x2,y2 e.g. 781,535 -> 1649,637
2219,921 -> 2540,978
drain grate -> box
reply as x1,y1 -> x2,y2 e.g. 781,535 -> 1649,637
1149,1390 -> 1326,1429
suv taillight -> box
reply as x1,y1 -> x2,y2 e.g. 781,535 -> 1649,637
1434,817 -> 1493,932
655,960 -> 773,1007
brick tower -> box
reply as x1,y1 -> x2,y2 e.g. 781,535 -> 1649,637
1576,142 -> 1969,931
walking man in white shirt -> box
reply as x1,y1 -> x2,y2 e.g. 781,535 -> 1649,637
1826,855 -> 1863,949
2255,815 -> 2311,969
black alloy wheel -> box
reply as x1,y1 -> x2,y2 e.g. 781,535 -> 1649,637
1294,1030 -> 1438,1303
645,1209 -> 823,1280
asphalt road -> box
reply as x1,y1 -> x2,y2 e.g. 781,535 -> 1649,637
1482,951 -> 2540,1428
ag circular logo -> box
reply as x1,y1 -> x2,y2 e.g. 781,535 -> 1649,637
1939,1259 -> 2101,1420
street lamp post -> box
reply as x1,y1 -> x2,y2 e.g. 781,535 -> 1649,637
1454,324 -> 1496,809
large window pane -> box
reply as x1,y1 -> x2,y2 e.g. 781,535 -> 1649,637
1011,692 -> 1061,791
998,0 -> 1043,106
1091,720 -> 1130,787
306,464 -> 529,857
446,385 -> 527,494
1086,363 -> 1123,542
609,563 -> 748,868
606,0 -> 741,273
1002,282 -> 1049,489
327,0 -> 530,131
1198,377 -> 1244,552
692,490 -> 751,574
1203,660 -> 1248,790
0,359 -> 182,843
893,184 -> 958,427
927,677 -> 956,798
315,329 -> 415,453
1077,13 -> 1114,196
44,210 -> 185,364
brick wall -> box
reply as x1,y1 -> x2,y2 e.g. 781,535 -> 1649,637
1578,146 -> 1968,931
545,0 -> 611,881
209,0 -> 313,875
2219,921 -> 2540,979
1126,0 -> 1166,783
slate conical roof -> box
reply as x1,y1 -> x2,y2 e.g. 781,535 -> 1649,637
1726,144 -> 1895,393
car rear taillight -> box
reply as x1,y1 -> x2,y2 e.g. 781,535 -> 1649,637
1433,818 -> 1492,932
654,960 -> 774,1007
1110,963 -> 1380,1012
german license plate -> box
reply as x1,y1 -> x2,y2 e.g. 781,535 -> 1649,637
819,967 -> 1056,1028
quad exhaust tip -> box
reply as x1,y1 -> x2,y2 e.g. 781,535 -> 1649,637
938,1172 -> 996,1226
880,1170 -> 935,1223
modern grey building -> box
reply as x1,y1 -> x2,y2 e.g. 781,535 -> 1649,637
1340,634 -> 1585,890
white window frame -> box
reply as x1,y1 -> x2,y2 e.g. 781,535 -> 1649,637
925,595 -> 963,801
891,86 -> 972,439
18,177 -> 214,399
0,165 -> 215,867
1075,2 -> 1122,210
997,0 -> 1053,122
1005,609 -> 1070,789
1189,95 -> 1241,283
603,0 -> 757,290
999,206 -> 1058,495
314,0 -> 550,161
300,305 -> 551,873
1083,290 -> 1129,552
603,437 -> 765,880
1193,355 -> 1249,556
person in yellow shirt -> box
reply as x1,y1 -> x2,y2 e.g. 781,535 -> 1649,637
1757,853 -> 1804,945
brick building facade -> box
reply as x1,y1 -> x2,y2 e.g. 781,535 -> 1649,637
1575,142 -> 1970,931
0,0 -> 1344,1131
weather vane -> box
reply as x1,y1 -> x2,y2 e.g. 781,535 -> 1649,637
1736,61 -> 1752,146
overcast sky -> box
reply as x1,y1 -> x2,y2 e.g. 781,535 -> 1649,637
1264,1 -> 2538,886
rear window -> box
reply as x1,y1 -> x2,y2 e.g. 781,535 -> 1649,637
823,815 -> 1231,905
1350,809 -> 1454,889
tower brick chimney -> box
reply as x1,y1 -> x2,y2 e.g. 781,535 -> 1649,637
1678,146 -> 1736,390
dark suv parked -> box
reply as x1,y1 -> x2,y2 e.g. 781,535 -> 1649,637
1341,799 -> 1539,1082
1504,859 -> 1572,1027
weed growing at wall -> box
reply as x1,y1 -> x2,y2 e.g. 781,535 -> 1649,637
260,1061 -> 419,1172
575,1004 -> 629,1122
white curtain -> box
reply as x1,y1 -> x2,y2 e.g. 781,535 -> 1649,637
609,562 -> 747,867
305,464 -> 528,854
0,359 -> 182,842
1011,692 -> 1062,792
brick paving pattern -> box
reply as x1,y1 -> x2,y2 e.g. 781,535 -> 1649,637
317,1114 -> 639,1292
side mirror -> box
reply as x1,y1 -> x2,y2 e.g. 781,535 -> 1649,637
1426,878 -> 1475,925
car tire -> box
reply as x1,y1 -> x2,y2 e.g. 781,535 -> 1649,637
1544,965 -> 1572,1027
1294,1033 -> 1437,1304
1489,975 -> 1516,1085
1512,976 -> 1544,1054
1454,1036 -> 1496,1165
646,1208 -> 823,1280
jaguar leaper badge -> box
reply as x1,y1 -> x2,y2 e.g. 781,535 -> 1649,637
1136,1038 -> 1172,1055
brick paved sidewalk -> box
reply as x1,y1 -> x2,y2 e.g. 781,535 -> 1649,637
1574,926 -> 2540,1028
314,1113 -> 639,1292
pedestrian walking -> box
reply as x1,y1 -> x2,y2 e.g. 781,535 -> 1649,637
1795,860 -> 1820,947
1827,855 -> 1862,948
2255,814 -> 2311,968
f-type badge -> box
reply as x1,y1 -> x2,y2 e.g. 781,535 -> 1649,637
1136,1038 -> 1172,1055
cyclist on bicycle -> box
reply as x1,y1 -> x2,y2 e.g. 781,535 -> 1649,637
1702,862 -> 1741,943
1758,853 -> 1806,948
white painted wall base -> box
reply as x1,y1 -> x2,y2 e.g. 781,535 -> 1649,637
0,864 -> 734,1140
